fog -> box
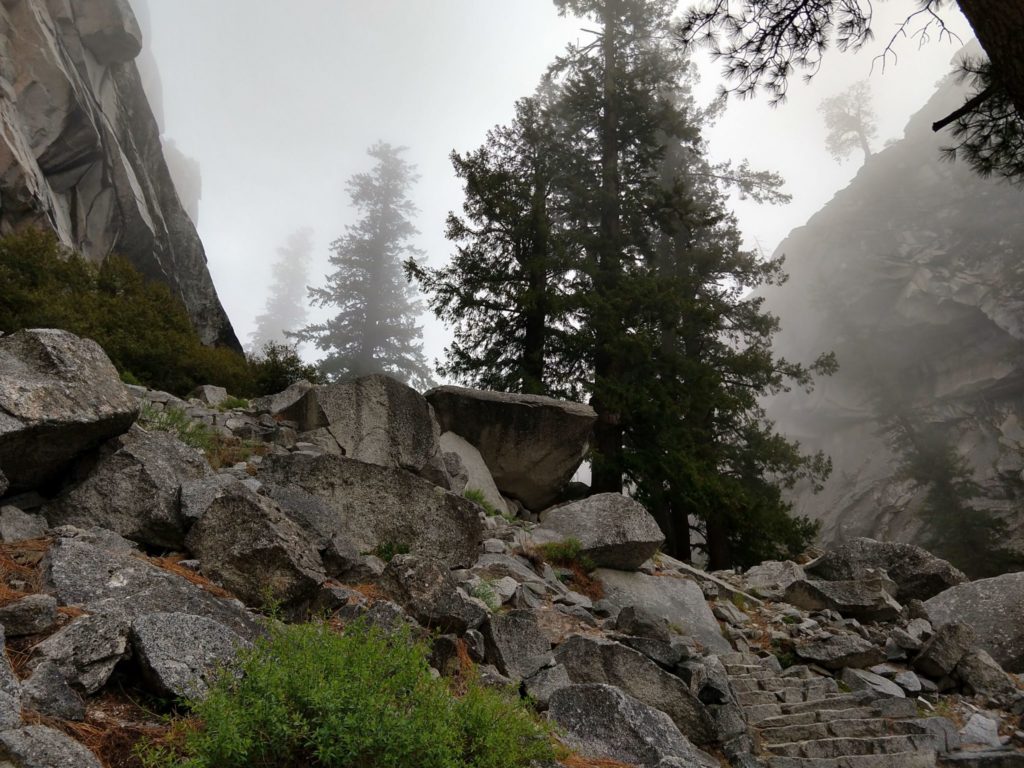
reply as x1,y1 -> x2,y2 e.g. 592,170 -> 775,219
140,0 -> 972,368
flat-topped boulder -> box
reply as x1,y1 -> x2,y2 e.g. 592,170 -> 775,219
537,493 -> 664,570
425,385 -> 595,509
258,453 -> 483,568
0,329 -> 137,492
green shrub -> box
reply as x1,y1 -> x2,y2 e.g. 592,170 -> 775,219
138,621 -> 554,768
248,341 -> 325,395
139,404 -> 214,452
217,396 -> 250,411
536,538 -> 595,572
469,580 -> 500,612
368,541 -> 411,562
462,488 -> 501,518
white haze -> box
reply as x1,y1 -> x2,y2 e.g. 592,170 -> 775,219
143,0 -> 972,370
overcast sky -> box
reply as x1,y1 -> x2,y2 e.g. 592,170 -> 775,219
140,0 -> 972,368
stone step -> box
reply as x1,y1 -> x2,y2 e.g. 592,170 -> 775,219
755,708 -> 884,729
719,652 -> 765,666
726,663 -> 774,677
777,691 -> 918,717
747,703 -> 785,723
939,750 -> 1024,767
767,752 -> 937,768
766,735 -> 935,759
739,689 -> 784,706
732,674 -> 839,695
760,718 -> 928,744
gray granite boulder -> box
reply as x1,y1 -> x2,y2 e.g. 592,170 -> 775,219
840,667 -> 905,698
481,609 -> 551,680
595,569 -> 730,654
794,633 -> 885,670
258,453 -> 482,568
0,329 -> 137,491
0,725 -> 102,768
440,431 -> 508,515
924,571 -> 1024,672
31,613 -> 130,694
45,426 -> 213,549
0,505 -> 48,542
741,560 -> 806,600
425,386 -> 595,509
913,621 -> 975,679
21,660 -> 85,720
131,612 -> 251,700
0,593 -> 58,637
807,538 -> 966,602
380,555 -> 486,634
784,578 -> 902,623
549,684 -> 718,767
554,634 -> 713,745
537,493 -> 664,570
185,485 -> 326,608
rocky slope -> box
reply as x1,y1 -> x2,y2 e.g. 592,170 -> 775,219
1,328 -> 1022,767
760,61 -> 1024,559
0,0 -> 237,349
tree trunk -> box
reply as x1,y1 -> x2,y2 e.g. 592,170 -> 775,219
858,131 -> 872,162
591,0 -> 625,494
521,167 -> 549,396
956,0 -> 1024,121
705,514 -> 732,571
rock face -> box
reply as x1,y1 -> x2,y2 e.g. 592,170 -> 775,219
0,0 -> 238,348
45,426 -> 213,548
258,453 -> 482,568
537,493 -> 665,570
0,330 -> 137,492
425,386 -> 595,509
758,60 -> 1024,562
924,572 -> 1024,672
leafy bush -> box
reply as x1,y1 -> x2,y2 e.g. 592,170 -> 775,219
139,404 -> 214,452
536,538 -> 595,572
138,621 -> 554,768
469,580 -> 500,612
462,488 -> 500,517
248,341 -> 325,395
368,541 -> 411,562
217,396 -> 250,411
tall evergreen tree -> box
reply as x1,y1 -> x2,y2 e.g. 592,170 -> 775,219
819,81 -> 878,164
250,227 -> 314,350
294,143 -> 432,389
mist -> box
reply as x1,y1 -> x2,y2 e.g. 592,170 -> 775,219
140,0 -> 971,368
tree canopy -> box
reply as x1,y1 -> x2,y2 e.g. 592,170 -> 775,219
819,81 -> 877,164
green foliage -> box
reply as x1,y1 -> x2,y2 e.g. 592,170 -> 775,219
139,404 -> 214,453
536,538 -> 595,573
137,621 -> 553,768
293,143 -> 434,390
469,580 -> 500,612
462,488 -> 502,519
247,341 -> 325,396
368,541 -> 411,563
217,396 -> 250,411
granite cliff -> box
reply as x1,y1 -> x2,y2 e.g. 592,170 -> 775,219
762,64 -> 1024,563
0,0 -> 237,349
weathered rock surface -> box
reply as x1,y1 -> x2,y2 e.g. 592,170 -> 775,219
32,614 -> 130,694
840,667 -> 905,698
794,633 -> 885,670
0,593 -> 58,637
46,426 -> 212,548
596,569 -> 731,654
481,609 -> 551,680
784,578 -> 903,622
537,493 -> 664,570
914,622 -> 975,679
22,660 -> 85,720
554,634 -> 713,744
0,505 -> 48,542
185,486 -> 326,608
740,560 -> 806,600
0,330 -> 137,491
925,572 -> 1024,672
0,1 -> 238,348
806,538 -> 967,602
425,386 -> 595,509
549,684 -> 717,767
258,453 -> 483,568
440,431 -> 507,514
380,555 -> 485,634
131,612 -> 250,699
0,725 -> 102,768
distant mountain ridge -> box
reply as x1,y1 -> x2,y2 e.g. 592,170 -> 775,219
761,62 -> 1024,558
0,0 -> 238,349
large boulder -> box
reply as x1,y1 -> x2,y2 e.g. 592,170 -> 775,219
554,634 -> 714,745
783,578 -> 903,623
32,614 -> 130,694
439,431 -> 507,514
807,538 -> 967,601
45,426 -> 213,549
0,329 -> 136,491
537,493 -> 664,570
913,621 -> 975,679
741,560 -> 806,601
258,453 -> 483,568
481,609 -> 552,680
549,684 -> 718,768
595,569 -> 731,654
185,485 -> 326,608
131,612 -> 251,699
425,385 -> 595,509
924,572 -> 1024,672
794,633 -> 885,670
71,0 -> 143,64
0,725 -> 102,768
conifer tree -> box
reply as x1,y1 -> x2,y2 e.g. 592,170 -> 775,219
250,227 -> 314,350
294,143 -> 432,389
819,81 -> 877,164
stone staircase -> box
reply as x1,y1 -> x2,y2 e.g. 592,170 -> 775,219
720,651 -> 942,768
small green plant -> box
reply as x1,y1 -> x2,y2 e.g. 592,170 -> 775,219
730,592 -> 749,612
137,621 -> 554,768
536,538 -> 596,572
781,614 -> 801,625
217,396 -> 250,411
462,488 -> 501,517
469,579 -> 500,612
139,404 -> 214,452
367,541 -> 411,562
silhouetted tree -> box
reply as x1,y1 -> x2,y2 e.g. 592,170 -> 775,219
293,143 -> 432,389
677,0 -> 1024,181
819,81 -> 877,163
250,228 -> 314,350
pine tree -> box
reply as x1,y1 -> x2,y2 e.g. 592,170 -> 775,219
294,143 -> 432,389
250,227 -> 314,350
819,81 -> 877,164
